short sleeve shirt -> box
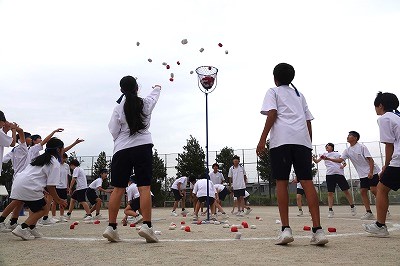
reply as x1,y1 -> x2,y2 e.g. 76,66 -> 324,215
378,112 -> 400,167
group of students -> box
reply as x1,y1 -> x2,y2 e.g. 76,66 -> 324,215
256,63 -> 400,245
170,161 -> 252,219
1,65 -> 399,246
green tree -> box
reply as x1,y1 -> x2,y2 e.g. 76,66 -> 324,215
176,135 -> 205,179
152,149 -> 167,207
0,161 -> 14,191
92,151 -> 111,189
215,146 -> 234,182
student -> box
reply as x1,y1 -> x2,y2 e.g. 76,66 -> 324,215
3,131 -> 31,176
291,175 -> 306,216
364,92 -> 400,237
228,155 -> 247,217
209,163 -> 224,185
103,76 -> 161,243
214,183 -> 229,218
313,143 -> 356,218
10,137 -> 67,240
322,131 -> 381,220
86,169 -> 113,219
66,159 -> 92,220
231,189 -> 252,215
170,176 -> 188,216
122,176 -> 152,225
257,63 -> 328,245
51,153 -> 70,222
192,177 -> 217,221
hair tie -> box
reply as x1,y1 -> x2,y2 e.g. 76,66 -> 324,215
116,94 -> 124,104
290,83 -> 300,97
395,109 -> 400,117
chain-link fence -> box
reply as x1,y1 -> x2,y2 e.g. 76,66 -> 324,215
75,140 -> 400,206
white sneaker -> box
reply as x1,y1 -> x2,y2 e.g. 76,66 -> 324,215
12,225 -> 35,240
237,211 -> 245,217
138,224 -> 159,243
328,210 -> 334,218
102,226 -> 121,242
5,222 -> 18,231
210,214 -> 218,221
193,216 -> 199,221
50,217 -> 59,223
360,212 -> 375,220
351,206 -> 357,216
244,208 -> 252,215
40,218 -> 56,225
222,213 -> 229,219
387,210 -> 392,219
66,213 -> 71,220
0,222 -> 12,233
297,210 -> 304,216
29,227 -> 43,238
310,229 -> 329,245
83,215 -> 93,221
59,216 -> 68,223
171,211 -> 178,217
363,223 -> 389,237
181,210 -> 189,215
133,214 -> 143,224
276,228 -> 294,245
94,214 -> 103,220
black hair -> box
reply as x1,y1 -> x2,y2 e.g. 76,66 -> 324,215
348,131 -> 360,141
326,143 -> 334,150
374,91 -> 400,115
69,159 -> 80,167
212,163 -> 219,168
31,137 -> 64,167
0,110 -> 6,122
120,76 -> 147,136
273,63 -> 295,85
189,176 -> 197,183
233,155 -> 240,161
17,132 -> 31,141
62,153 -> 68,159
100,169 -> 109,174
31,134 -> 41,142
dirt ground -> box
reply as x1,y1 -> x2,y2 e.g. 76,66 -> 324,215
1,205 -> 400,266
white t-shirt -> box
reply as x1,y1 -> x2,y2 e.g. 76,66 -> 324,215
57,163 -> 70,189
260,85 -> 314,149
244,190 -> 250,198
27,143 -> 43,164
214,184 -> 226,192
378,112 -> 400,167
10,156 -> 60,201
209,171 -> 224,185
108,88 -> 161,154
322,151 -> 344,175
171,176 -> 187,190
89,177 -> 103,190
126,183 -> 140,201
3,142 -> 29,177
192,179 -> 216,198
72,167 -> 88,190
0,129 -> 13,175
296,182 -> 303,189
341,143 -> 381,178
228,165 -> 246,190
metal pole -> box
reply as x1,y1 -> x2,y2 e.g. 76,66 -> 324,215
205,92 -> 210,221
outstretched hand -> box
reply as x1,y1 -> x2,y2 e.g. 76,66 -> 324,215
54,128 -> 64,133
74,138 -> 85,144
152,85 -> 162,90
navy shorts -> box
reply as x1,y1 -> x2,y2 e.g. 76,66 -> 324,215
360,174 -> 379,189
197,196 -> 215,206
24,198 -> 46,213
218,188 -> 229,201
172,189 -> 183,201
270,144 -> 312,181
56,188 -> 68,200
326,174 -> 350,192
380,166 -> 400,191
86,188 -> 99,205
233,189 -> 245,197
111,144 -> 153,188
71,188 -> 87,202
297,188 -> 305,195
129,195 -> 154,211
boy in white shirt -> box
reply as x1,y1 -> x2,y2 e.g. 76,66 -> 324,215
10,137 -> 67,240
170,176 -> 188,217
214,183 -> 229,217
86,169 -> 113,219
313,143 -> 356,218
323,131 -> 381,220
228,155 -> 247,217
364,92 -> 400,237
192,177 -> 217,221
257,63 -> 328,245
66,159 -> 92,220
209,163 -> 224,185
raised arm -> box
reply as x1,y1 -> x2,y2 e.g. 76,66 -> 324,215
41,128 -> 64,146
63,138 -> 84,153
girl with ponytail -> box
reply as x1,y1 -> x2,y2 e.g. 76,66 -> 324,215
105,76 -> 161,243
9,137 -> 67,240
365,92 -> 400,237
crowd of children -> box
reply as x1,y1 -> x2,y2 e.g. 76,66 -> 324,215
0,68 -> 399,246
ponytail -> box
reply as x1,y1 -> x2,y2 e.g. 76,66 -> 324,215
290,83 -> 300,97
395,109 -> 400,117
31,137 -> 64,167
120,76 -> 147,135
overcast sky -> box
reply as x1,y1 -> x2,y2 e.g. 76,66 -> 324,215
1,0 -> 399,159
